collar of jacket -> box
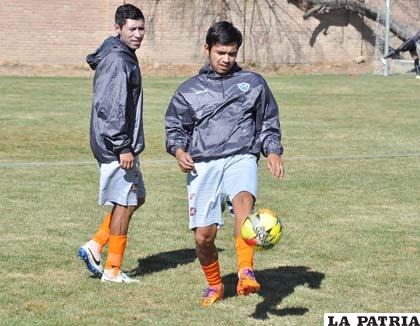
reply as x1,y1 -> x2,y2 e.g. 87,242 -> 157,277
115,36 -> 138,61
199,62 -> 242,78
86,36 -> 138,70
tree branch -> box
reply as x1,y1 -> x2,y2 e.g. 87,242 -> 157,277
288,0 -> 411,41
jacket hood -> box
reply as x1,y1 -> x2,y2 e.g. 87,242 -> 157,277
86,36 -> 136,70
199,62 -> 242,77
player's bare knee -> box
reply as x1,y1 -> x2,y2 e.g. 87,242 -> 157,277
232,191 -> 254,207
194,227 -> 217,248
195,234 -> 215,248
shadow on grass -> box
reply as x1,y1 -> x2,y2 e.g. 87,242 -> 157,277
222,266 -> 325,320
127,251 -> 324,320
128,248 -> 196,276
128,248 -> 224,276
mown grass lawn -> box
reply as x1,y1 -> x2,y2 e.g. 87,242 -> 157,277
0,73 -> 419,325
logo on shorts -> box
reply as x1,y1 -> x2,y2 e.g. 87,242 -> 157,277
237,82 -> 250,92
190,207 -> 196,216
131,183 -> 138,193
190,193 -> 195,200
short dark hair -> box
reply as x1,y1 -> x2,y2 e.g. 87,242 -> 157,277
115,4 -> 144,28
205,21 -> 243,50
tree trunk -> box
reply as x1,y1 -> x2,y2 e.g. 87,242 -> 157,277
288,0 -> 411,41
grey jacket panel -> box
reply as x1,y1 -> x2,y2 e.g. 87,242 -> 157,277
87,36 -> 144,163
165,64 -> 283,160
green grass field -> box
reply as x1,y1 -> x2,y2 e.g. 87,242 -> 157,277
0,73 -> 419,325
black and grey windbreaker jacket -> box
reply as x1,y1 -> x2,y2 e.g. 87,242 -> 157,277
87,36 -> 144,163
165,63 -> 283,161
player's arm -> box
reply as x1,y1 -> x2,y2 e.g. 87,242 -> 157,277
95,55 -> 133,168
258,78 -> 285,179
165,90 -> 195,172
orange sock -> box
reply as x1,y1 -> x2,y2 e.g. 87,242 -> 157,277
201,260 -> 222,287
235,236 -> 254,272
105,234 -> 127,271
92,212 -> 112,251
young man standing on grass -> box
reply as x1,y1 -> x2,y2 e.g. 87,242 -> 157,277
77,4 -> 146,283
383,29 -> 420,79
165,21 -> 285,305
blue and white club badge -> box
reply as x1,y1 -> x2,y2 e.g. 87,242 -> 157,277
237,82 -> 250,92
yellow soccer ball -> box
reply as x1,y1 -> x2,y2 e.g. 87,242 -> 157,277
241,208 -> 282,250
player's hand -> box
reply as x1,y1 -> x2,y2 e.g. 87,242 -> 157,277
267,153 -> 285,179
119,152 -> 134,170
175,149 -> 195,173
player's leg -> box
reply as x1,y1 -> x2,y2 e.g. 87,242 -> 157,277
79,161 -> 118,277
102,199 -> 144,283
195,224 -> 218,265
188,159 -> 225,305
223,154 -> 260,295
232,192 -> 261,295
232,191 -> 255,237
78,208 -> 113,277
92,210 -> 112,250
78,156 -> 145,282
101,158 -> 146,283
194,225 -> 224,305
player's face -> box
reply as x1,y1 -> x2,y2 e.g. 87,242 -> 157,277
205,43 -> 239,75
116,19 -> 145,50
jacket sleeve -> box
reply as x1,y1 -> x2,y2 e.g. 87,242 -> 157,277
257,78 -> 284,157
165,90 -> 194,156
95,55 -> 132,155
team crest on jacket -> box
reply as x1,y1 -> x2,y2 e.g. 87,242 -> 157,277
237,82 -> 250,92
